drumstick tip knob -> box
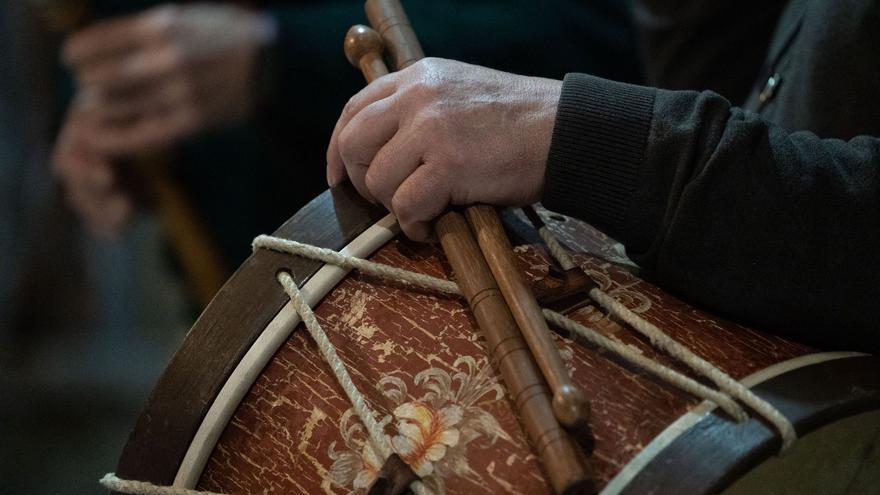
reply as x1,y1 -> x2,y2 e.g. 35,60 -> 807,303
552,384 -> 591,431
344,24 -> 384,68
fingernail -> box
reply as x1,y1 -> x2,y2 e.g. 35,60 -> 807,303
327,165 -> 340,186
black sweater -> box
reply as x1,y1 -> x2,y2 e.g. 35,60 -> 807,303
543,0 -> 880,352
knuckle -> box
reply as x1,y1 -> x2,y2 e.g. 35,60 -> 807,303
402,59 -> 425,77
341,95 -> 360,120
432,147 -> 459,171
409,78 -> 438,99
420,57 -> 442,70
364,165 -> 388,201
408,58 -> 443,90
390,190 -> 413,219
412,108 -> 440,134
364,165 -> 380,193
336,126 -> 357,163
411,57 -> 438,75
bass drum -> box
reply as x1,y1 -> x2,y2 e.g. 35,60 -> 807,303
113,185 -> 880,495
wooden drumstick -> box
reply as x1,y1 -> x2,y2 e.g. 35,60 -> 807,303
466,206 -> 591,429
345,22 -> 593,495
344,25 -> 389,82
433,214 -> 593,495
364,0 -> 591,435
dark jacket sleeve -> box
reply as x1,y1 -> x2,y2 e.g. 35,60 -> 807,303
543,73 -> 880,353
633,0 -> 788,102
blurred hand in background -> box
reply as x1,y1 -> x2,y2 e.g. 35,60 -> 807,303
52,3 -> 277,235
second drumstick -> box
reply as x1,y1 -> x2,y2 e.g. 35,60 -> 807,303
344,18 -> 593,495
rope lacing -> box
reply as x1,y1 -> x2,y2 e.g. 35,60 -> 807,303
101,209 -> 795,495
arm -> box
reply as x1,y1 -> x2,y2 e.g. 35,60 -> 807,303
633,0 -> 788,101
326,60 -> 879,352
544,73 -> 880,352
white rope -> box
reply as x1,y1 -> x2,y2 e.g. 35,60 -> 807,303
99,473 -> 224,495
99,269 -> 431,495
255,235 -> 756,424
276,271 -> 393,461
526,210 -> 796,451
253,234 -> 460,295
588,288 -> 797,450
276,272 -> 431,495
542,309 -> 747,421
537,226 -> 576,271
102,223 -> 798,495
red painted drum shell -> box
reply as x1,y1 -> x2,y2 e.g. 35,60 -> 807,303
113,185 -> 880,495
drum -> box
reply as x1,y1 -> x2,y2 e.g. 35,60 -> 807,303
112,184 -> 880,495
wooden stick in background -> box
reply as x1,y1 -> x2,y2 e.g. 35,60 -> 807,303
34,0 -> 230,308
345,21 -> 593,495
134,153 -> 229,307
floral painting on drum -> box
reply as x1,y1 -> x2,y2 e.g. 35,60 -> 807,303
328,356 -> 514,493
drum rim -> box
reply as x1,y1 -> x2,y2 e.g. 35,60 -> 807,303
605,351 -> 879,495
113,184 -> 880,494
114,183 -> 387,488
173,212 -> 400,487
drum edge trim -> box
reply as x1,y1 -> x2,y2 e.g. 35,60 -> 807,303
600,351 -> 868,495
173,214 -> 399,488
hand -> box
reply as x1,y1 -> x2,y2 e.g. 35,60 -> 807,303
53,104 -> 132,237
327,58 -> 561,241
62,3 -> 276,156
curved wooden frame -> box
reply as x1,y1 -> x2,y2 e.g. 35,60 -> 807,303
115,184 -> 386,487
607,352 -> 879,494
114,184 -> 880,494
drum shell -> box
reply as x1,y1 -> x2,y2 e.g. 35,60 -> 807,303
113,186 -> 880,495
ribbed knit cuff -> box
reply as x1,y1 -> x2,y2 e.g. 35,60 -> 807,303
543,73 -> 656,240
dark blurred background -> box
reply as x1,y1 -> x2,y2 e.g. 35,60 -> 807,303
0,1 -> 640,493
1,4 -> 191,494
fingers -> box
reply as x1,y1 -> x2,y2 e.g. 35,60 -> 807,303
53,115 -> 132,236
337,97 -> 402,201
336,107 -> 447,239
63,5 -> 175,67
62,9 -> 195,156
67,184 -> 133,237
62,4 -> 264,156
391,164 -> 451,242
84,105 -> 202,155
52,109 -> 109,186
79,76 -> 194,127
75,43 -> 185,93
364,130 -> 423,211
327,74 -> 398,186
